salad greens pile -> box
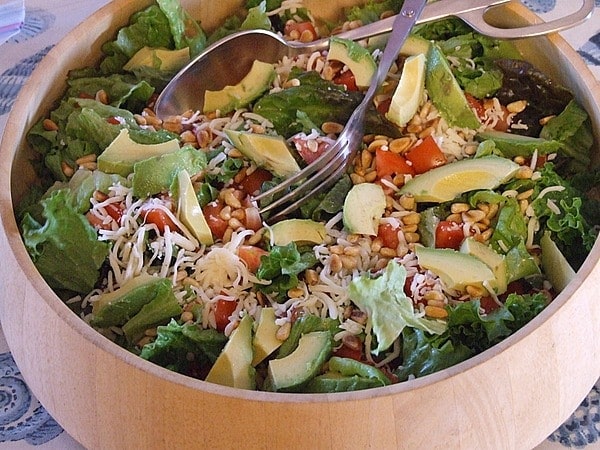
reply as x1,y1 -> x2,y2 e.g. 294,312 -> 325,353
16,0 -> 600,393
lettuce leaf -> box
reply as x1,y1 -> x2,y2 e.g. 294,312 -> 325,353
256,242 -> 317,300
396,293 -> 548,381
100,5 -> 174,74
21,190 -> 109,294
140,319 -> 227,374
348,261 -> 446,355
156,0 -> 207,57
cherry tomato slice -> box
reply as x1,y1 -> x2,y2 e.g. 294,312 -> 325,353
203,200 -> 228,239
377,223 -> 400,250
375,148 -> 415,179
237,168 -> 273,196
333,70 -> 358,91
142,208 -> 180,234
435,220 -> 466,250
214,299 -> 238,332
405,135 -> 447,174
238,245 -> 269,273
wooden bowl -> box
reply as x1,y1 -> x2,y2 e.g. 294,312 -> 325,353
1,1 -> 599,448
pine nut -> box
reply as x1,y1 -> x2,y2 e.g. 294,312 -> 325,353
350,173 -> 365,184
42,118 -> 58,131
367,139 -> 388,152
330,254 -> 343,272
305,269 -> 319,285
276,321 -> 291,341
402,212 -> 421,225
380,247 -> 396,258
180,311 -> 194,323
539,115 -> 555,126
75,153 -> 97,165
398,194 -> 415,210
340,255 -> 357,270
507,100 -> 527,114
451,203 -> 470,214
361,150 -> 373,169
462,209 -> 486,223
423,290 -> 445,302
425,305 -> 448,319
61,161 -> 74,177
287,287 -> 304,298
516,166 -> 533,179
95,89 -> 109,104
343,246 -> 361,257
466,284 -> 486,297
389,137 -> 412,154
321,121 -> 344,134
364,169 -> 378,182
404,232 -> 420,243
516,189 -> 534,200
342,334 -> 362,351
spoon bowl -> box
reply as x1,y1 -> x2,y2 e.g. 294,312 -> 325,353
154,0 -> 593,118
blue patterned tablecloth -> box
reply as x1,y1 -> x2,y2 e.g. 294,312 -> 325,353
0,1 -> 599,448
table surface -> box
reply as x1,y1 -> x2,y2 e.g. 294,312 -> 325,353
0,0 -> 599,448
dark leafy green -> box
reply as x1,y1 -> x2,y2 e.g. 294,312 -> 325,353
254,71 -> 363,137
140,319 -> 227,374
256,242 -> 318,301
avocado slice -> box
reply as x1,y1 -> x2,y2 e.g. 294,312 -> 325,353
91,272 -> 164,325
425,43 -> 480,129
90,273 -> 183,344
251,307 -> 282,366
132,146 -> 207,197
398,155 -> 519,203
415,245 -> 495,292
460,237 -> 508,294
123,46 -> 190,72
225,130 -> 300,178
203,60 -> 276,114
343,183 -> 386,235
268,219 -> 327,246
386,53 -> 426,128
476,130 -> 562,159
97,128 -> 180,177
267,330 -> 332,392
176,169 -> 213,245
205,314 -> 256,390
540,232 -> 576,293
327,37 -> 377,89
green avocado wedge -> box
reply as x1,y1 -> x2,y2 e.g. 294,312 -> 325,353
425,43 -> 481,129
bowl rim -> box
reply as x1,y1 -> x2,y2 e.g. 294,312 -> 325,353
0,0 -> 599,407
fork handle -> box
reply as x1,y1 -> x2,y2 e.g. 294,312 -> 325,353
362,0 -> 427,107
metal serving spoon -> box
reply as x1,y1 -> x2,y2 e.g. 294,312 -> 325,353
154,0 -> 593,118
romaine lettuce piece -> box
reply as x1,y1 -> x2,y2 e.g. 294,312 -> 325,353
21,190 -> 109,294
348,261 -> 446,355
140,319 -> 227,374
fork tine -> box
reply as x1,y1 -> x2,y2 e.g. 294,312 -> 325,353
252,136 -> 347,202
264,152 -> 353,223
259,142 -> 350,215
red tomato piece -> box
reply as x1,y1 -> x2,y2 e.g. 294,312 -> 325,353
376,97 -> 392,115
333,344 -> 363,361
238,245 -> 269,273
142,208 -> 180,234
237,168 -> 273,196
203,200 -> 228,240
105,203 -> 124,222
435,220 -> 467,250
214,299 -> 238,332
333,70 -> 358,91
405,135 -> 447,174
377,223 -> 400,250
284,21 -> 317,41
479,296 -> 502,313
374,148 -> 415,179
85,211 -> 106,229
292,137 -> 330,165
106,117 -> 121,125
465,93 -> 486,119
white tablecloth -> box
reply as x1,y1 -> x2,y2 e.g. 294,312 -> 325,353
0,0 -> 598,448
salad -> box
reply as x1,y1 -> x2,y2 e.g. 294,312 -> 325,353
18,0 -> 600,393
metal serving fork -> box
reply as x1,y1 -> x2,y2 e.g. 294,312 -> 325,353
256,0 -> 427,221
253,0 -> 593,222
